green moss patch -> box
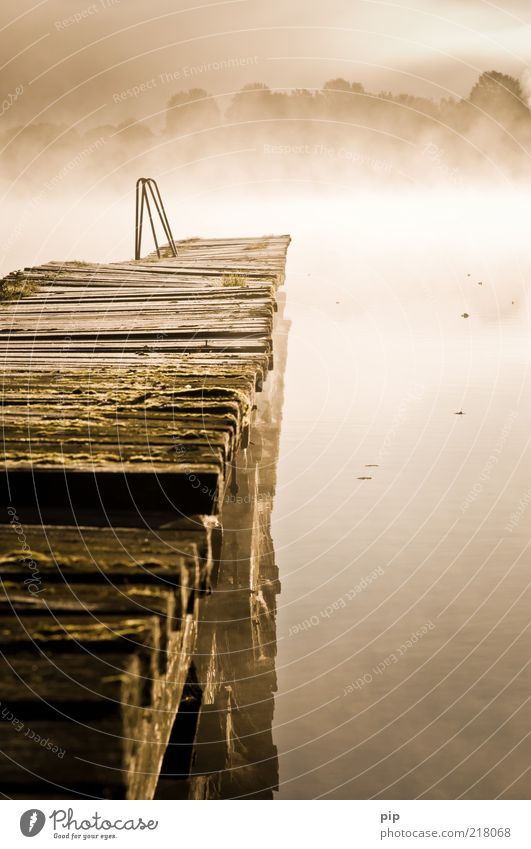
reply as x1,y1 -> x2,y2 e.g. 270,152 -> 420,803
0,272 -> 40,302
221,273 -> 247,288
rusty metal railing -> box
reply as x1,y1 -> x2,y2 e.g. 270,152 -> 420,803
135,178 -> 177,261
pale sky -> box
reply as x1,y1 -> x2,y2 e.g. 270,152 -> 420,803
2,0 -> 531,129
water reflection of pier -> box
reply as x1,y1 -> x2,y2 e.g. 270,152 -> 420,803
156,294 -> 290,799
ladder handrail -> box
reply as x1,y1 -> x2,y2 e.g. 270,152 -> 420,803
135,177 -> 177,260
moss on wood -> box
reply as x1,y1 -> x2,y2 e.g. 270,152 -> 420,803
221,273 -> 247,288
0,272 -> 40,302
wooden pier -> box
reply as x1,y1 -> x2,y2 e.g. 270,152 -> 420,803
0,234 -> 290,798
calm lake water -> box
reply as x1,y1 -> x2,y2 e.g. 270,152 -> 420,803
270,193 -> 531,799
2,187 -> 529,798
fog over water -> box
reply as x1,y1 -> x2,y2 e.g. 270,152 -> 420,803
2,0 -> 531,801
6,180 -> 531,798
267,192 -> 531,798
2,173 -> 530,802
9,182 -> 524,799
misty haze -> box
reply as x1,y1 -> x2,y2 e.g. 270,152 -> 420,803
0,0 -> 529,810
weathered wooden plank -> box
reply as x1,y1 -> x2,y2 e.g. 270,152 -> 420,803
0,518 -> 219,597
0,622 -> 195,798
0,582 -> 179,650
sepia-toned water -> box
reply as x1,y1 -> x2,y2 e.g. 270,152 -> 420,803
270,191 -> 531,799
2,186 -> 530,799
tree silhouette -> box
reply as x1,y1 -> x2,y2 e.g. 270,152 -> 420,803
468,71 -> 526,116
165,88 -> 220,134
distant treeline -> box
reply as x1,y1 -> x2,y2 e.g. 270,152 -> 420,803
3,71 -> 531,189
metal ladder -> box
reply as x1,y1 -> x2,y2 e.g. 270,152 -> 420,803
135,177 -> 178,261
